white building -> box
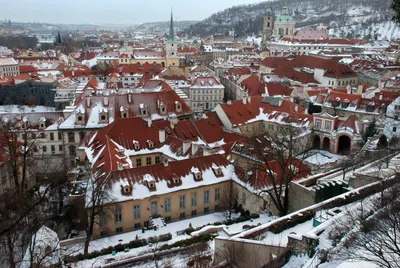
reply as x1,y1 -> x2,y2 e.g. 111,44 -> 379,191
186,76 -> 225,113
0,57 -> 19,77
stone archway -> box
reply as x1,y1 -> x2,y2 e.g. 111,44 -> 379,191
313,135 -> 321,148
323,137 -> 330,151
338,135 -> 351,154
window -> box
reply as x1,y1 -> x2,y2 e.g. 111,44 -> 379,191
146,157 -> 151,165
42,145 -> 47,152
325,121 -> 331,130
180,195 -> 186,209
191,210 -> 197,217
50,133 -> 54,140
58,145 -> 63,152
116,227 -> 123,234
215,188 -> 220,201
51,145 -> 55,153
99,213 -> 107,227
68,132 -> 75,143
315,120 -> 321,129
164,198 -> 171,212
134,205 -> 140,219
58,132 -> 62,140
204,207 -> 209,214
69,146 -> 76,156
204,190 -> 210,204
115,208 -> 122,223
393,127 -> 397,132
242,192 -> 246,205
180,213 -> 186,220
191,193 -> 197,206
136,158 -> 142,167
155,156 -> 161,164
79,131 -> 85,140
134,223 -> 141,230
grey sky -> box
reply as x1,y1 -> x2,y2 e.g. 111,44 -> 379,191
0,0 -> 262,25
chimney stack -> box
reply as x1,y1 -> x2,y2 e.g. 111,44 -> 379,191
163,159 -> 169,167
242,97 -> 247,105
147,119 -> 152,128
159,129 -> 166,143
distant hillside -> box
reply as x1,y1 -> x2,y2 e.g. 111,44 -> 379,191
183,0 -> 399,40
131,21 -> 198,33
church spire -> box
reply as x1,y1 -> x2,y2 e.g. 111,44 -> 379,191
168,10 -> 175,42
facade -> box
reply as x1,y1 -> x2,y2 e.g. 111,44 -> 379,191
187,76 -> 225,113
273,5 -> 296,38
0,57 -> 20,77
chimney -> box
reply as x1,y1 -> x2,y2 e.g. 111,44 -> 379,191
379,93 -> 383,100
357,85 -> 363,95
170,121 -> 175,129
147,119 -> 152,127
295,103 -> 299,112
104,96 -> 109,106
163,159 -> 169,167
346,84 -> 351,94
248,96 -> 251,103
128,94 -> 132,103
159,129 -> 166,143
86,97 -> 91,108
192,143 -> 199,155
183,141 -> 191,154
227,100 -> 232,106
242,98 -> 247,105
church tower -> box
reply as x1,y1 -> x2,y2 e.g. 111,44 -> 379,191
261,8 -> 273,50
165,11 -> 179,67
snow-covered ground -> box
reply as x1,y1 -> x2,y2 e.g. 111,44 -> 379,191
302,150 -> 343,166
63,212 -> 276,267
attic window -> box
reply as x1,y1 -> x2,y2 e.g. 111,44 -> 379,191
133,141 -> 140,150
40,123 -> 45,129
194,172 -> 202,181
147,140 -> 154,148
122,185 -> 131,194
172,174 -> 180,185
175,102 -> 182,112
212,165 -> 223,177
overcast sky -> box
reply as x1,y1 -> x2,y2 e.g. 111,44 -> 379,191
0,0 -> 262,25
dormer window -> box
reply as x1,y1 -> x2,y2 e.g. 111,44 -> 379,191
143,174 -> 156,191
133,141 -> 140,150
212,164 -> 223,177
175,101 -> 182,113
121,182 -> 132,195
140,104 -> 148,116
76,111 -> 85,125
147,140 -> 154,149
191,167 -> 202,181
99,110 -> 108,124
159,102 -> 167,115
341,99 -> 350,108
172,174 -> 181,185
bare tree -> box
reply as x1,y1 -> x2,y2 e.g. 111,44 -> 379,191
328,185 -> 400,268
233,124 -> 312,216
215,241 -> 245,268
84,170 -> 113,255
219,181 -> 239,221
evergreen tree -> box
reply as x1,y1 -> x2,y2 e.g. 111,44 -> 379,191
392,0 -> 400,23
363,119 -> 378,142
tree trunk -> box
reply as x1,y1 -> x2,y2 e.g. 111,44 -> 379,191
7,233 -> 16,268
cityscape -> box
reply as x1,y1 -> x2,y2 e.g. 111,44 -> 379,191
0,0 -> 399,267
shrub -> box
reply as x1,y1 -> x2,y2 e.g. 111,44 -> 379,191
159,232 -> 172,242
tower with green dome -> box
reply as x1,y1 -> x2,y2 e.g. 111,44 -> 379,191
273,4 -> 296,38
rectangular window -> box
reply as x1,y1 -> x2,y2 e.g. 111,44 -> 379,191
59,145 -> 63,152
50,133 -> 54,140
42,145 -> 47,152
191,210 -> 197,217
180,213 -> 186,220
58,132 -> 62,140
99,214 -> 107,227
191,193 -> 197,206
146,157 -> 151,165
315,120 -> 321,129
325,121 -> 331,130
115,208 -> 122,223
215,188 -> 220,201
204,190 -> 210,204
51,145 -> 55,153
136,158 -> 142,167
134,223 -> 141,230
116,227 -> 123,234
164,198 -> 171,212
134,205 -> 140,219
180,195 -> 186,209
242,192 -> 246,205
204,207 -> 209,214
155,156 -> 161,164
393,127 -> 397,132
